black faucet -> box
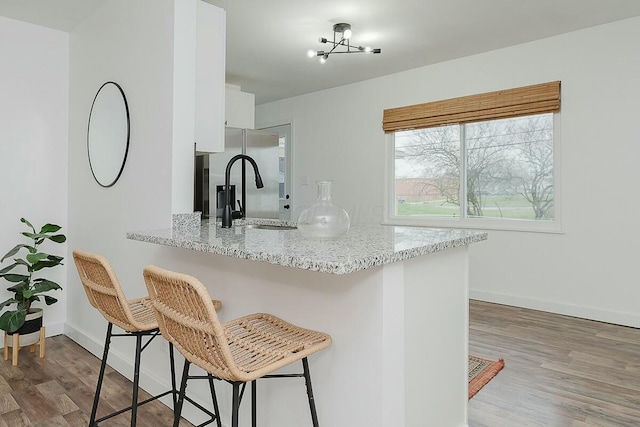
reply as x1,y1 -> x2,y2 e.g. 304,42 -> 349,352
221,154 -> 264,228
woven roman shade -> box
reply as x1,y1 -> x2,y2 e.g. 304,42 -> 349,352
382,81 -> 561,133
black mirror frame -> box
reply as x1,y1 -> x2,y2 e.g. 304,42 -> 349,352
87,81 -> 131,188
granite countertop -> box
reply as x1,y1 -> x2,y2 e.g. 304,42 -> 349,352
126,217 -> 488,275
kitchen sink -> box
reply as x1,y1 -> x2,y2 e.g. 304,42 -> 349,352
245,224 -> 298,231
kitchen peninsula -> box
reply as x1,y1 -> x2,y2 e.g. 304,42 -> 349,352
127,216 -> 487,427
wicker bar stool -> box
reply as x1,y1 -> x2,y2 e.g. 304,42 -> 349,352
142,265 -> 332,427
73,250 -> 222,427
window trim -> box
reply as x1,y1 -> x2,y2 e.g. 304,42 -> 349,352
384,113 -> 563,234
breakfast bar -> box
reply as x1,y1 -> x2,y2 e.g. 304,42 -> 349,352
127,217 -> 487,427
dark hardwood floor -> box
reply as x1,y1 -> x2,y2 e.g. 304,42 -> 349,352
1,301 -> 638,426
469,300 -> 640,427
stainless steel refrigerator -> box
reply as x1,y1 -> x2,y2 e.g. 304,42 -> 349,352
196,127 -> 279,219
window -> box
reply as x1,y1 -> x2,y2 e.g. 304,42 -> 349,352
384,82 -> 560,231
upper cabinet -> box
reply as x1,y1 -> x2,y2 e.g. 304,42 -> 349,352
225,84 -> 255,129
195,1 -> 226,152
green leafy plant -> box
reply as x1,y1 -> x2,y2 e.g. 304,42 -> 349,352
0,218 -> 66,333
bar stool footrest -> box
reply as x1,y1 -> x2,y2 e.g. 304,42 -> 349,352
93,389 -> 176,425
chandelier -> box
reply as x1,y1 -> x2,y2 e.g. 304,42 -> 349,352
307,23 -> 381,64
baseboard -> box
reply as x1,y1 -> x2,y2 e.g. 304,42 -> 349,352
470,290 -> 640,328
63,322 -> 218,425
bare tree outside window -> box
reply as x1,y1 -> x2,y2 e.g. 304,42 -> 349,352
395,125 -> 460,215
394,113 -> 554,221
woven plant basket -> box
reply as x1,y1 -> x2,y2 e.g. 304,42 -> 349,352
6,308 -> 43,347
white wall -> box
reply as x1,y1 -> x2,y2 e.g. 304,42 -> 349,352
0,16 -> 69,340
257,16 -> 640,327
66,0 -> 177,391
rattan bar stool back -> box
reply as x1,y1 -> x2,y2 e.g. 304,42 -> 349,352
143,265 -> 332,427
73,249 -> 180,427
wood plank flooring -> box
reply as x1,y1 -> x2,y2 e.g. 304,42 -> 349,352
0,335 -> 193,426
469,300 -> 640,427
1,301 -> 638,426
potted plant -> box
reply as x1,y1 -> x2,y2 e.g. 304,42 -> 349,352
0,218 -> 65,339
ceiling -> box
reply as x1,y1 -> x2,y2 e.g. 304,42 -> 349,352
3,0 -> 640,104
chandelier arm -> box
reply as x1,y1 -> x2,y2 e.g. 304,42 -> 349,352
314,38 -> 343,58
343,42 -> 363,51
319,39 -> 366,52
327,37 -> 346,55
321,40 -> 340,48
322,50 -> 369,54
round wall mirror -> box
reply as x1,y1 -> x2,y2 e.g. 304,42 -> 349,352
87,81 -> 130,187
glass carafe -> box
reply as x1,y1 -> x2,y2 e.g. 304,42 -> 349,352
297,181 -> 350,239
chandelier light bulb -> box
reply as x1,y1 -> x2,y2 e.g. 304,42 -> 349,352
364,46 -> 373,53
343,29 -> 352,39
319,54 -> 328,64
307,49 -> 316,58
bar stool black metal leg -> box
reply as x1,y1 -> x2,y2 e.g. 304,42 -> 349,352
231,382 -> 241,427
207,374 -> 223,427
251,380 -> 257,427
130,333 -> 143,427
302,358 -> 320,427
173,360 -> 191,427
169,343 -> 177,408
90,323 -> 113,426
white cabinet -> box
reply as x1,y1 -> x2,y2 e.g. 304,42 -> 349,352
225,84 -> 255,129
195,1 -> 226,152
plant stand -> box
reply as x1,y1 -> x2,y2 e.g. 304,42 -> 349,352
3,327 -> 46,366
